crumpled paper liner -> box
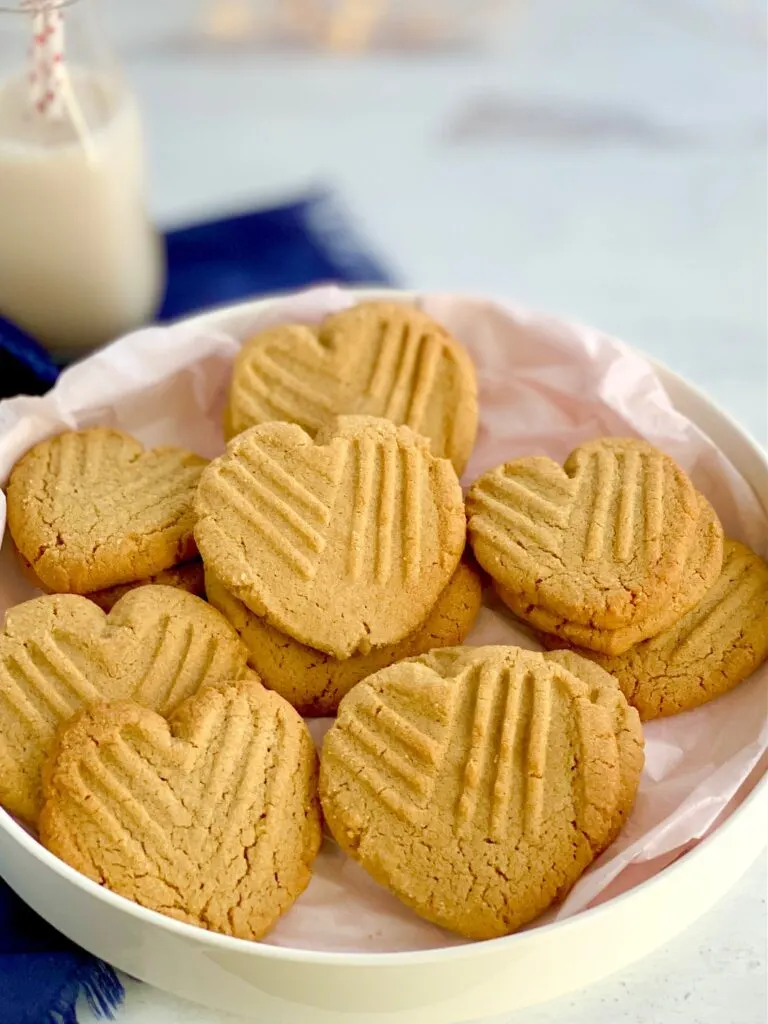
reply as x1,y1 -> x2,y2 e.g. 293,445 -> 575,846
0,285 -> 765,952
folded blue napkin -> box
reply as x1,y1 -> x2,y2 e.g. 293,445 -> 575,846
0,885 -> 124,1024
0,190 -> 393,1022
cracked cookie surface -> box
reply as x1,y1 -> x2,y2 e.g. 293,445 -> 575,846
7,428 -> 206,594
40,678 -> 322,940
467,438 -> 702,629
497,493 -> 724,654
541,540 -> 768,720
320,644 -> 630,939
544,649 -> 644,847
205,558 -> 483,716
226,301 -> 478,474
0,585 -> 249,823
195,415 -> 467,659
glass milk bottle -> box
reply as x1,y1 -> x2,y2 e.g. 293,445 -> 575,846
0,0 -> 163,359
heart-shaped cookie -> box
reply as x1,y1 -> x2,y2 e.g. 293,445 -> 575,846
40,678 -> 322,940
226,301 -> 478,474
0,585 -> 249,823
467,438 -> 703,629
496,493 -> 724,654
195,416 -> 467,658
320,645 -> 634,939
7,428 -> 206,594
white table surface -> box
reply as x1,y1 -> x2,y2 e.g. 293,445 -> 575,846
76,1 -> 766,1021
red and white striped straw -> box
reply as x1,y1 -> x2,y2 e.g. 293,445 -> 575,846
22,0 -> 65,120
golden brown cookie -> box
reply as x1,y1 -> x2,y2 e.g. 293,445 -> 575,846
320,644 -> 626,939
544,649 -> 644,846
205,559 -> 483,716
467,438 -> 705,629
542,540 -> 768,720
7,428 -> 206,595
0,585 -> 249,824
195,415 -> 467,659
16,547 -> 206,614
39,678 -> 322,940
226,301 -> 478,474
496,494 -> 724,654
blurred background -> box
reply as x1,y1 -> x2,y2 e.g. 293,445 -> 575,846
100,0 -> 766,437
2,0 -> 765,439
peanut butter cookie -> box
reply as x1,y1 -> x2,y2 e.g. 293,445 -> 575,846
320,645 -> 631,939
467,438 -> 706,629
40,678 -> 322,940
497,494 -> 723,654
226,301 -> 478,474
7,428 -> 206,594
195,416 -> 467,659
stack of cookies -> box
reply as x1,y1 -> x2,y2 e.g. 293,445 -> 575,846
199,416 -> 482,715
7,428 -> 207,611
0,584 -> 243,818
467,437 -> 768,720
204,301 -> 483,714
0,299 -> 765,946
0,583 -> 323,940
1,427 -> 325,940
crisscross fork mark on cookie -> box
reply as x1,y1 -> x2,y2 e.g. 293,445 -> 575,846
467,438 -> 700,629
323,654 -> 609,839
203,426 -> 346,580
226,302 -> 478,474
0,586 -> 249,824
326,672 -> 452,827
320,645 -> 627,939
236,328 -> 338,433
195,416 -> 466,658
39,680 -> 322,940
7,428 -> 206,594
496,493 -> 724,654
346,432 -> 428,583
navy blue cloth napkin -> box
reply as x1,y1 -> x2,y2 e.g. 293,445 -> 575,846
0,190 -> 393,1023
0,886 -> 124,1024
0,189 -> 393,397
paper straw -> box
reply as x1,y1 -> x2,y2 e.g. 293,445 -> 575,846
45,4 -> 65,120
21,0 -> 63,119
25,4 -> 46,113
20,0 -> 95,158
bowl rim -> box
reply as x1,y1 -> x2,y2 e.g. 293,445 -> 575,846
1,287 -> 766,967
1,770 -> 765,966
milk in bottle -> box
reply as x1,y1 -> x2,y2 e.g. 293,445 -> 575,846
0,1 -> 163,357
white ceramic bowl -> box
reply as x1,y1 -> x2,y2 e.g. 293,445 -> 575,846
0,292 -> 766,1024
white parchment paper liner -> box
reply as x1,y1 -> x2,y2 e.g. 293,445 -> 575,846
0,285 -> 765,952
